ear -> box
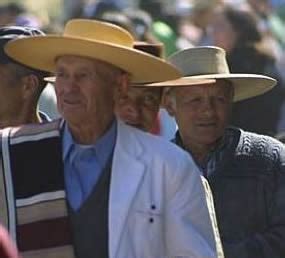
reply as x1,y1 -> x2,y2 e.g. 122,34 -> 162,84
114,73 -> 129,100
161,88 -> 176,117
117,73 -> 129,94
21,75 -> 39,100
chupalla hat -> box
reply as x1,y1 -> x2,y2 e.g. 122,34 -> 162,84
143,46 -> 276,101
4,19 -> 181,83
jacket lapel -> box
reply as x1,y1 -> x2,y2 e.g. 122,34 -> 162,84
109,121 -> 146,258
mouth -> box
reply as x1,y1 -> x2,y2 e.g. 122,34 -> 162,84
125,121 -> 145,130
197,122 -> 217,128
63,98 -> 81,105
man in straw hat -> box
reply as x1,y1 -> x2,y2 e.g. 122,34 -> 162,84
147,46 -> 285,257
0,19 -> 223,258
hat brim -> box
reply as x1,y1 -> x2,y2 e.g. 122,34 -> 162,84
4,36 -> 181,83
141,73 -> 276,102
45,76 -> 216,86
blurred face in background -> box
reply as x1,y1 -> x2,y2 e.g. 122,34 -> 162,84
115,86 -> 162,131
208,12 -> 237,53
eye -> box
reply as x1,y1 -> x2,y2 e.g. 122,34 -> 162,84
75,72 -> 89,80
215,96 -> 227,103
182,97 -> 200,104
55,70 -> 66,79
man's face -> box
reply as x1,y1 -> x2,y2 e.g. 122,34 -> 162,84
169,80 -> 233,149
55,56 -> 122,125
0,63 -> 25,124
115,87 -> 161,131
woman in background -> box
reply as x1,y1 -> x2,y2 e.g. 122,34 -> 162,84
209,5 -> 285,136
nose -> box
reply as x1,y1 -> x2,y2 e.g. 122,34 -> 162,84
201,99 -> 215,117
56,76 -> 79,93
124,101 -> 141,121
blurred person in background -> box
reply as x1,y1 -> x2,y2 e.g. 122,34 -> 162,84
178,0 -> 221,47
247,0 -> 285,48
100,11 -> 136,36
139,0 -> 179,56
0,3 -> 25,26
0,25 -> 50,128
209,5 -> 285,136
125,9 -> 159,43
0,3 -> 60,121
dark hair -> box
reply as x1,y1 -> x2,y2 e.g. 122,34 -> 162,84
224,6 -> 262,44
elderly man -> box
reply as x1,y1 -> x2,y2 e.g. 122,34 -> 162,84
0,20 -> 223,258
148,46 -> 285,258
0,26 -> 50,128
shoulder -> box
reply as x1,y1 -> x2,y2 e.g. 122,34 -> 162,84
120,121 -> 188,155
118,121 -> 197,171
0,119 -> 62,144
237,129 -> 285,162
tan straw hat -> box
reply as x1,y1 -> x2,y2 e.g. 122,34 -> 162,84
4,19 -> 181,83
143,46 -> 276,102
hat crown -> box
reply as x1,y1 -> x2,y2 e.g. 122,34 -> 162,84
64,19 -> 134,48
168,46 -> 230,77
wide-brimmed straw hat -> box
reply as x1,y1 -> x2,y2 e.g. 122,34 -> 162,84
4,19 -> 181,83
143,46 -> 276,102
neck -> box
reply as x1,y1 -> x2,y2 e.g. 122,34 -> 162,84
185,143 -> 212,166
180,135 -> 219,166
67,115 -> 115,145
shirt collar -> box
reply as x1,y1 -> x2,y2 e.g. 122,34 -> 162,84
63,119 -> 117,165
173,127 -> 235,166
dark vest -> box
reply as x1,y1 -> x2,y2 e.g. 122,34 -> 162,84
69,158 -> 112,258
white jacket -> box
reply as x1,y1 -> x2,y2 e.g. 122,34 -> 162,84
110,120 -> 223,258
0,119 -> 223,258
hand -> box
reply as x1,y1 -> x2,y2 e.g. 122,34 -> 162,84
0,225 -> 20,258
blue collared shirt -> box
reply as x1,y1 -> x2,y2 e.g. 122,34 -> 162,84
62,120 -> 117,210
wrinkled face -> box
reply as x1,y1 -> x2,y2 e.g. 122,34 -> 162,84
0,64 -> 25,122
115,86 -> 162,131
209,13 -> 237,53
55,56 -> 123,125
169,80 -> 233,149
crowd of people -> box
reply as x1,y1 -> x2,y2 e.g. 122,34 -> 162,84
0,0 -> 285,258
